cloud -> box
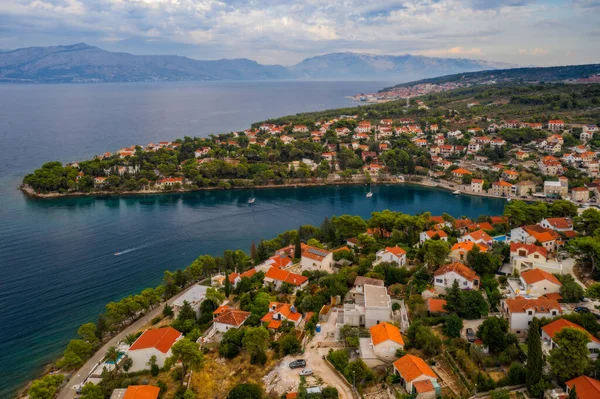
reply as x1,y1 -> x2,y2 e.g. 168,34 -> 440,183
518,48 -> 549,55
418,47 -> 483,56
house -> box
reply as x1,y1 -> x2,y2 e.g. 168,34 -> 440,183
501,297 -> 562,336
518,268 -> 562,297
459,229 -> 493,246
572,187 -> 590,202
368,322 -> 404,360
301,246 -> 333,273
491,180 -> 515,197
449,241 -> 487,263
213,308 -> 251,332
502,169 -> 519,181
355,121 -> 372,133
427,298 -> 448,314
516,151 -> 529,161
228,268 -> 258,287
548,119 -> 565,132
490,138 -> 507,148
157,177 -> 184,188
264,267 -> 308,291
419,230 -> 448,244
293,125 -> 309,133
542,319 -> 600,359
375,247 -> 407,266
110,385 -> 160,399
194,147 -> 211,158
452,168 -> 472,179
393,355 -> 439,396
261,302 -> 303,329
128,327 -> 182,372
434,262 -> 480,290
453,218 -> 473,233
544,177 -> 569,198
540,217 -> 573,232
538,156 -> 563,176
514,180 -> 536,196
341,284 -> 392,328
509,243 -> 548,274
566,376 -> 600,399
94,176 -> 107,186
471,179 -> 484,193
349,276 -> 385,302
172,285 -> 209,318
364,163 -> 385,174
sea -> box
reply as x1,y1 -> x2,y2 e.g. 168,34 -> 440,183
0,81 -> 506,397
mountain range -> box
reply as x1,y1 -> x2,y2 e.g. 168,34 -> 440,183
0,43 -> 517,83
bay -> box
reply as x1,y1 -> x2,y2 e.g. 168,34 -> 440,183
0,81 -> 505,397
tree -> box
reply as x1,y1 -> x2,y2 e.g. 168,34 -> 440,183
422,239 -> 450,268
257,240 -> 269,263
558,274 -> 585,303
279,334 -> 302,355
225,270 -> 231,297
163,304 -> 174,317
28,374 -> 65,399
77,322 -> 98,345
490,389 -> 510,399
166,338 -> 204,384
575,208 -> 600,236
570,236 -> 600,271
443,314 -> 463,338
526,318 -> 543,391
80,383 -> 103,399
444,281 -> 464,314
227,383 -> 263,399
250,241 -> 257,263
104,346 -> 121,374
294,233 -> 302,259
172,300 -> 197,335
477,317 -> 509,353
550,200 -> 578,217
548,328 -> 590,383
242,326 -> 270,365
586,283 -> 600,299
568,385 -> 577,399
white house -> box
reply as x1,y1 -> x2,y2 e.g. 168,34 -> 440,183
518,268 -> 562,297
434,262 -> 480,290
539,217 -> 573,232
458,229 -> 493,246
368,322 -> 404,360
542,319 -> 600,359
501,297 -> 562,337
340,284 -> 392,328
393,354 -> 438,397
375,246 -> 407,266
172,285 -> 208,318
264,267 -> 308,291
419,230 -> 448,245
261,302 -> 303,329
301,246 -> 334,273
509,242 -> 549,274
212,307 -> 251,333
128,327 -> 182,372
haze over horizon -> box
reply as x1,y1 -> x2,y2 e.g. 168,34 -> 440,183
1,0 -> 599,67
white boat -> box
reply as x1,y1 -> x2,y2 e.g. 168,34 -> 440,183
366,192 -> 373,198
452,190 -> 461,195
507,198 -> 512,202
248,197 -> 256,204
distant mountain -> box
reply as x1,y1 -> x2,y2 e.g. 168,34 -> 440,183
0,43 -> 517,83
290,52 -> 517,81
380,63 -> 600,92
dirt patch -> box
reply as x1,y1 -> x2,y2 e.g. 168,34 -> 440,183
487,370 -> 506,382
574,263 -> 597,287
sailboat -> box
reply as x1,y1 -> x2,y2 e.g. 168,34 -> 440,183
248,197 -> 256,204
366,184 -> 373,198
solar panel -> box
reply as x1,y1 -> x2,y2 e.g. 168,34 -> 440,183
308,248 -> 329,257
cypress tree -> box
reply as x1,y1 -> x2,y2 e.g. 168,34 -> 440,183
225,270 -> 231,297
568,385 -> 577,399
250,241 -> 257,263
526,318 -> 543,391
294,233 -> 302,259
257,240 -> 269,262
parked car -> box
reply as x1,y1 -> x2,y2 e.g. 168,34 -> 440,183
289,359 -> 307,369
466,328 -> 476,342
575,306 -> 590,313
299,368 -> 313,376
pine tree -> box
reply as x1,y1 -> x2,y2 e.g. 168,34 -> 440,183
444,280 -> 463,314
250,241 -> 257,263
294,233 -> 302,259
526,318 -> 543,391
257,240 -> 269,263
225,270 -> 231,297
320,216 -> 336,244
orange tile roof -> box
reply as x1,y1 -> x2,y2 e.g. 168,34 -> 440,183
467,222 -> 494,232
566,376 -> 600,399
434,262 -> 479,282
301,246 -> 332,261
451,241 -> 487,253
504,297 -> 562,314
453,219 -> 473,229
493,180 -> 514,187
544,217 -> 572,230
429,216 -> 446,224
129,327 -> 182,354
214,309 -> 251,327
413,380 -> 435,393
543,293 -> 563,300
521,268 -> 562,286
393,354 -> 437,382
532,231 -> 557,243
453,168 -> 472,175
333,246 -> 352,253
261,302 -> 302,325
385,246 -> 407,256
542,318 -> 600,344
213,305 -> 230,315
490,216 -> 508,225
286,393 -> 299,399
123,385 -> 160,399
427,298 -> 448,313
265,267 -> 307,286
464,229 -> 492,242
370,322 -> 404,346
510,242 -> 547,258
425,230 -> 448,238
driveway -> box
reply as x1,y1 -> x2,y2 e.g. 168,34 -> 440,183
461,319 -> 485,341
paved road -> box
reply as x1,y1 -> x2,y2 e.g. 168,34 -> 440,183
57,284 -> 197,399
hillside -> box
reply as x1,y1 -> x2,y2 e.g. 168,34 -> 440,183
0,43 -> 513,83
380,64 -> 600,92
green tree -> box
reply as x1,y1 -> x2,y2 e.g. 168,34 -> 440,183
490,389 -> 510,399
257,240 -> 269,263
28,374 -> 65,399
550,200 -> 578,217
104,346 -> 121,374
422,239 -> 449,268
77,322 -> 98,345
443,314 -> 463,338
227,383 -> 263,399
279,334 -> 302,355
548,328 -> 590,383
526,318 -> 543,391
568,385 -> 577,399
294,233 -> 302,259
80,383 -> 103,399
166,338 -> 204,384
477,317 -> 509,353
558,274 -> 585,303
225,270 -> 231,297
242,326 -> 270,365
444,280 -> 464,314
586,283 -> 600,299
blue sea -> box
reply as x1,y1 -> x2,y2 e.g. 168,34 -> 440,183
0,81 -> 506,397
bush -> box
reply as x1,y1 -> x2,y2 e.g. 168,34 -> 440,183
322,386 -> 339,398
227,383 -> 263,399
279,334 -> 302,355
151,363 -> 159,376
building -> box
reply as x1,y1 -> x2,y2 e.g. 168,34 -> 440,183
375,246 -> 407,266
514,180 -> 536,196
542,319 -> 600,360
128,327 -> 182,372
427,298 -> 448,314
261,302 -> 303,329
349,276 -> 385,302
540,217 -> 573,232
459,229 -> 493,246
518,268 -> 562,297
502,169 -> 519,181
548,119 -> 565,132
452,168 -> 472,179
301,246 -> 333,273
264,267 -> 308,291
491,180 -> 515,197
538,156 -> 563,176
449,241 -> 487,263
213,308 -> 251,332
566,376 -> 600,399
157,177 -> 184,188
228,268 -> 258,287
110,385 -> 160,399
510,225 -> 561,253
419,230 -> 448,244
501,297 -> 562,336
172,285 -> 208,318
471,179 -> 484,193
341,284 -> 392,328
544,177 -> 569,198
434,262 -> 480,290
368,322 -> 404,360
572,187 -> 590,202
393,355 -> 439,397
509,243 -> 548,274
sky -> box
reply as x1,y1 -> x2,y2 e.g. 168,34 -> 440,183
0,0 -> 599,66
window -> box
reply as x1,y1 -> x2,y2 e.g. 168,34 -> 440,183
528,311 -> 533,316
436,279 -> 444,284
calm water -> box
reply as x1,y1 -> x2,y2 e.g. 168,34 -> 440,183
0,81 -> 506,397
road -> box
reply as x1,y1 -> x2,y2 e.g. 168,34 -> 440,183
56,284 -> 198,399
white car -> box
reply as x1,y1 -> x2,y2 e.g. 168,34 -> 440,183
299,368 -> 313,376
